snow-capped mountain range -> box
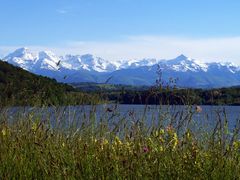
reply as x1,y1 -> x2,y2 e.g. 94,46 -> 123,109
3,47 -> 163,72
2,47 -> 240,88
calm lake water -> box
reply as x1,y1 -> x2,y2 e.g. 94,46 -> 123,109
4,105 -> 240,130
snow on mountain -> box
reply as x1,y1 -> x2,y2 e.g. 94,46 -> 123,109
3,48 -> 120,73
60,54 -> 119,72
3,48 -> 37,70
120,58 -> 161,69
60,55 -> 82,70
35,51 -> 61,71
3,47 -> 240,88
77,54 -> 117,72
4,48 -> 239,74
159,54 -> 209,72
206,61 -> 240,74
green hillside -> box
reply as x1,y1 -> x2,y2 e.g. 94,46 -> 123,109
0,60 -> 74,106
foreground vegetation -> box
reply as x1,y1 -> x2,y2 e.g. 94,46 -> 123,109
0,106 -> 240,179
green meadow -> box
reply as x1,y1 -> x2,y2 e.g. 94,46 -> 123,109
1,105 -> 240,179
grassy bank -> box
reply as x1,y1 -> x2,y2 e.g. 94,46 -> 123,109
0,106 -> 240,179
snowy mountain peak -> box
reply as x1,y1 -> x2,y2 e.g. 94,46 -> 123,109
3,47 -> 37,70
5,47 -> 36,60
79,54 -> 118,72
38,51 -> 58,60
60,54 -> 118,72
176,54 -> 189,60
160,55 -> 208,72
36,51 -> 60,71
11,47 -> 29,56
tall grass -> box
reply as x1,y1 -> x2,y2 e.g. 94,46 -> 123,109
0,105 -> 240,179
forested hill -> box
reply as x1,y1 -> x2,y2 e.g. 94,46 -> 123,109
0,60 -> 74,106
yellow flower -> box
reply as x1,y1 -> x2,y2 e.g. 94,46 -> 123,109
103,139 -> 109,145
159,129 -> 165,135
2,128 -> 6,136
90,136 -> 97,143
125,142 -> 130,147
114,136 -> 122,145
148,137 -> 153,144
154,130 -> 159,137
173,133 -> 178,140
159,146 -> 164,152
159,136 -> 164,143
62,142 -> 65,147
31,122 -> 37,132
233,141 -> 240,150
172,132 -> 178,150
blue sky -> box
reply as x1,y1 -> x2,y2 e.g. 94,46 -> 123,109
1,0 -> 240,64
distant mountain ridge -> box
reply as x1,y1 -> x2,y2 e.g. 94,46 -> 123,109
3,47 -> 240,88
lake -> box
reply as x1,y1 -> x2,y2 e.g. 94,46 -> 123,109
3,105 -> 240,131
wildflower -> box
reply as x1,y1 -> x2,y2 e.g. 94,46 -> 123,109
100,138 -> 109,150
155,129 -> 165,137
90,136 -> 97,143
172,132 -> 178,150
186,131 -> 191,140
159,136 -> 164,143
143,146 -> 149,153
166,125 -> 173,133
103,138 -> 109,145
125,142 -> 133,154
168,132 -> 178,150
233,141 -> 240,150
62,142 -> 65,147
159,129 -> 165,135
125,142 -> 131,147
187,132 -> 190,138
2,128 -> 6,136
159,146 -> 164,152
114,136 -> 122,145
31,122 -> 37,132
148,137 -> 153,144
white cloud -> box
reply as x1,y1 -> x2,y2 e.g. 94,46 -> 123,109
56,9 -> 68,14
1,36 -> 240,65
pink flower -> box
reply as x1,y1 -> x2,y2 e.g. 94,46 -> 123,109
143,146 -> 149,153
